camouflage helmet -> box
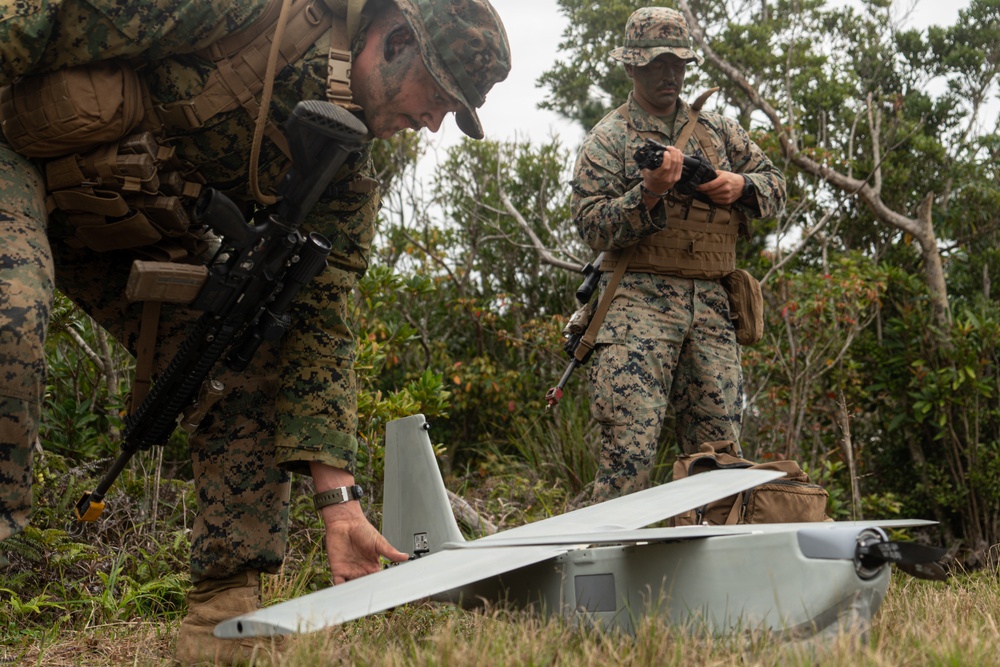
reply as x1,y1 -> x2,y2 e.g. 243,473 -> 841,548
609,7 -> 702,67
394,0 -> 511,139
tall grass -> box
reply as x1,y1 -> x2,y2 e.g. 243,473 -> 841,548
5,571 -> 998,666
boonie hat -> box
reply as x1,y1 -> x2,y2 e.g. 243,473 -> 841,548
395,0 -> 511,139
609,7 -> 702,67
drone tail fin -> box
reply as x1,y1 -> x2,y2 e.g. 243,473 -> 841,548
382,414 -> 465,555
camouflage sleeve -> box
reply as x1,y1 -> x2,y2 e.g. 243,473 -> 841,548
570,121 -> 668,252
712,114 -> 786,219
273,148 -> 380,476
0,0 -> 269,84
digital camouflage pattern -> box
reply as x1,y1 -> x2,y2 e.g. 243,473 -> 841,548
572,86 -> 785,503
395,0 -> 511,139
0,0 -> 267,82
0,142 -> 51,543
609,6 -> 702,67
0,0 -> 372,580
588,272 -> 744,501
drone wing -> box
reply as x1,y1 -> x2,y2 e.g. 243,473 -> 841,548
215,464 -> 781,638
214,544 -> 563,638
479,467 -> 786,542
450,519 -> 938,549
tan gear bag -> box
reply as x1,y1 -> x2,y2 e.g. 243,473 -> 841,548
0,61 -> 145,158
721,268 -> 764,345
670,441 -> 829,526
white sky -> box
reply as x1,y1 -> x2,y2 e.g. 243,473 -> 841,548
419,0 -> 971,167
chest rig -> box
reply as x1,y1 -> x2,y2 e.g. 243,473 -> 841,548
601,89 -> 745,280
1,0 -> 353,262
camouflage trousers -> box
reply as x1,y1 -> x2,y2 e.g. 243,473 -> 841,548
589,273 -> 743,502
0,141 -> 354,582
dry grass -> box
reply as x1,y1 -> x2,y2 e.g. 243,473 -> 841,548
7,571 -> 999,667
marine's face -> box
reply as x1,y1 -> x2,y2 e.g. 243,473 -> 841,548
627,54 -> 687,116
356,46 -> 463,139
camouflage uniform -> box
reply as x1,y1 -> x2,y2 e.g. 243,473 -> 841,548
0,0 -> 510,581
571,8 -> 785,502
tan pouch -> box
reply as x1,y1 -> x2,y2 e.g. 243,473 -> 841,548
127,195 -> 191,236
0,60 -> 145,158
735,471 -> 830,524
721,268 -> 764,345
75,210 -> 162,252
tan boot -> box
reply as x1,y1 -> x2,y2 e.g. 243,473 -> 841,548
174,570 -> 286,666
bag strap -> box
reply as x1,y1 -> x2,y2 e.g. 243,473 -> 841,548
725,493 -> 744,525
575,91 -> 719,362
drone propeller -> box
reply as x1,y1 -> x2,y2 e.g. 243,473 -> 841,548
857,539 -> 949,581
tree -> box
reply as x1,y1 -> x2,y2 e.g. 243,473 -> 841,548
534,0 -> 1000,557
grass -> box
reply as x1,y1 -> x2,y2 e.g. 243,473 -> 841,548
5,441 -> 998,666
3,569 -> 999,666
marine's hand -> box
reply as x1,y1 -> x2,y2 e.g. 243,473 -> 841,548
695,170 -> 745,205
309,460 -> 408,584
640,145 -> 684,207
320,502 -> 409,584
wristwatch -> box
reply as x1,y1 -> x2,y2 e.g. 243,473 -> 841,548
313,484 -> 364,510
740,174 -> 755,202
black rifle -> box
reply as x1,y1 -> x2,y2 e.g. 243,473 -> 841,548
75,100 -> 368,522
545,254 -> 603,408
633,138 -> 717,203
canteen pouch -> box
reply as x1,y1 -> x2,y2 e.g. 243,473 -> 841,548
1,60 -> 145,158
721,268 -> 764,345
670,441 -> 829,526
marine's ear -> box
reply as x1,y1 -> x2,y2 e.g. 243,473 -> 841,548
383,23 -> 415,62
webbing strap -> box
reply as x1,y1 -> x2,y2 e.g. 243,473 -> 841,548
154,0 -> 334,136
202,0 -> 285,59
574,244 -> 637,363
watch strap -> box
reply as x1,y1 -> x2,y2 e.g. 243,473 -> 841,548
313,484 -> 364,510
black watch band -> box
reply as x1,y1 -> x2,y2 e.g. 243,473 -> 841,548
740,174 -> 755,202
313,484 -> 364,510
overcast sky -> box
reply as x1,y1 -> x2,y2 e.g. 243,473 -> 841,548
421,0 -> 972,165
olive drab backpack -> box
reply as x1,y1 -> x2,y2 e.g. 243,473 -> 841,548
670,441 -> 830,526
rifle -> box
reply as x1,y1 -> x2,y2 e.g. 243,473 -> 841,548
633,138 -> 718,204
545,254 -> 603,408
74,100 -> 368,523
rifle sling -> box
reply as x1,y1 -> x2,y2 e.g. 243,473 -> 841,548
574,243 -> 636,363
574,92 -> 715,364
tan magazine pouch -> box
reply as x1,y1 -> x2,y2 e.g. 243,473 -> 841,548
721,268 -> 764,345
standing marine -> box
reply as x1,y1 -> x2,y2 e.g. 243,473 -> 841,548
0,0 -> 510,662
570,7 -> 785,502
